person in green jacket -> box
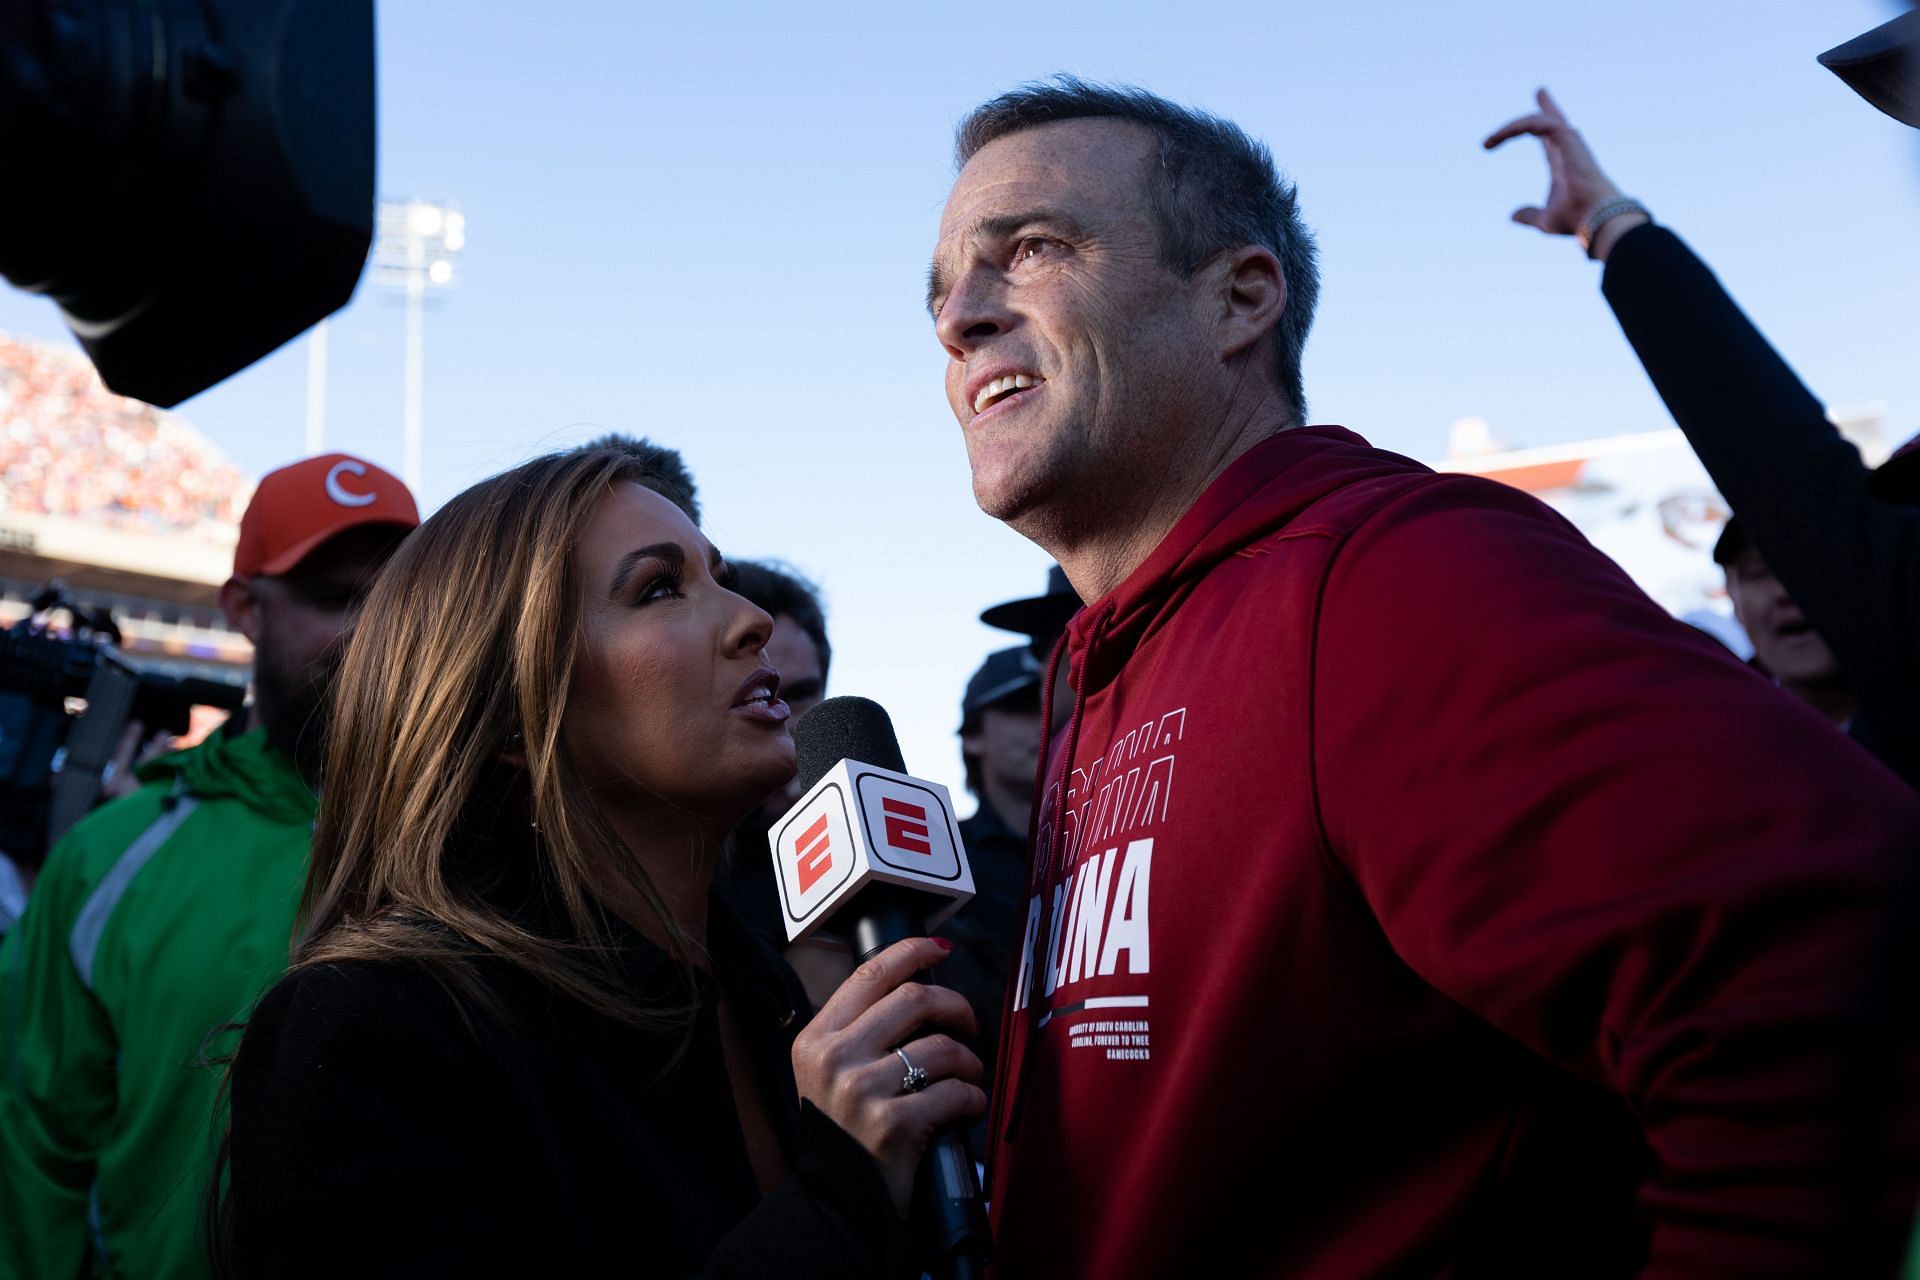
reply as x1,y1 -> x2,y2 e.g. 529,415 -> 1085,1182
0,453 -> 418,1279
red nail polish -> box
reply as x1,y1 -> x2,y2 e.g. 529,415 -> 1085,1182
933,937 -> 955,951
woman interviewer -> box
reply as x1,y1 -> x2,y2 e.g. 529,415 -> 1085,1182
213,449 -> 983,1277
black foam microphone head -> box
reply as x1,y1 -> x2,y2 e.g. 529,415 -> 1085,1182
794,697 -> 908,792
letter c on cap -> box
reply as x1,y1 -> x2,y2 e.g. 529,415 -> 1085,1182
325,460 -> 378,508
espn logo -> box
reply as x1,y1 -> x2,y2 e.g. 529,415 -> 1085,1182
794,813 -> 834,892
881,797 -> 931,856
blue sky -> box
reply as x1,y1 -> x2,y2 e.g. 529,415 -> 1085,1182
1,0 -> 1915,798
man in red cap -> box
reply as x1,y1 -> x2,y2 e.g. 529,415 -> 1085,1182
0,453 -> 417,1279
221,453 -> 421,780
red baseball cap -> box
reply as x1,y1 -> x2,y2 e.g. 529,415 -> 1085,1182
233,453 -> 420,578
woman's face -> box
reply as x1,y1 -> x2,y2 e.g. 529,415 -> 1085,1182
564,482 -> 796,821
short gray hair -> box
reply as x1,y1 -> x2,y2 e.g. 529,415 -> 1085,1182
957,77 -> 1319,419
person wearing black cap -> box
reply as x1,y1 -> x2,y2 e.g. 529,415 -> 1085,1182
980,565 -> 1080,733
1487,9 -> 1920,784
981,564 -> 1081,657
939,646 -> 1046,1136
1715,517 -> 1858,728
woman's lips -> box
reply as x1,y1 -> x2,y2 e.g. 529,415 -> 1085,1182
733,696 -> 792,724
731,668 -> 790,723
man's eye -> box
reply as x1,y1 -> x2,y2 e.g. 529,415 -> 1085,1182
1014,238 -> 1052,265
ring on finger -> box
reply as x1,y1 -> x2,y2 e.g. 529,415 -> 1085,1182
894,1046 -> 930,1094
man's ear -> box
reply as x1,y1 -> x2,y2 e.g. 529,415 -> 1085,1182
1217,244 -> 1288,363
219,576 -> 262,644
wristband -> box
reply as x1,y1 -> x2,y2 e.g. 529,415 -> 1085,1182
1577,196 -> 1650,258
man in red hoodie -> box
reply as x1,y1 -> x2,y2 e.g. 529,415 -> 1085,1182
926,77 -> 1920,1277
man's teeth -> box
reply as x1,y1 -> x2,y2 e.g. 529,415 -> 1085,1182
974,373 -> 1041,414
743,685 -> 774,705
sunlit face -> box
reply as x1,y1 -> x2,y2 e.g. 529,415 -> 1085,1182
564,483 -> 796,824
1725,548 -> 1845,686
930,119 -> 1217,530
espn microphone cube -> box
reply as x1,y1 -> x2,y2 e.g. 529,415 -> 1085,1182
769,759 -> 975,944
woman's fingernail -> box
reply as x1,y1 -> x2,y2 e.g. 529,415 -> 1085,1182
933,937 -> 955,951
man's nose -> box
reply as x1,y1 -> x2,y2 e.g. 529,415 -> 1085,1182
936,269 -> 1011,360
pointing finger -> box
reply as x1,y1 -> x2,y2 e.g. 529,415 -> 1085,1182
811,937 -> 952,1034
1484,114 -> 1560,149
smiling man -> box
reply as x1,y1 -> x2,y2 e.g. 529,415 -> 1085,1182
928,79 -> 1920,1277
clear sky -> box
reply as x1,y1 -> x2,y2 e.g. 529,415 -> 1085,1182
1,0 -> 1915,801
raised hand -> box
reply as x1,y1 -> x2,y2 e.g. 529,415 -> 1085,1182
790,936 -> 986,1217
1484,88 -> 1625,239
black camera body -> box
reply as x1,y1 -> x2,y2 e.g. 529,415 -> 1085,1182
0,0 -> 375,406
0,589 -> 246,866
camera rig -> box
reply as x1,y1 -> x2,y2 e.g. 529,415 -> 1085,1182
0,583 -> 246,866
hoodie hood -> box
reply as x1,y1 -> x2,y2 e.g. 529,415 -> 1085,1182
998,425 -> 1416,1147
1063,427 -> 1410,696
136,721 -> 317,826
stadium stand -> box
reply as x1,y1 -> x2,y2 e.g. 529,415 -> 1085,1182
0,332 -> 252,679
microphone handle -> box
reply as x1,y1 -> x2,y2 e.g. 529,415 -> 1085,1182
852,899 -> 993,1280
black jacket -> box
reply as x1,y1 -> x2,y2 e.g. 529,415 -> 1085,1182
228,898 -> 913,1278
1602,222 -> 1920,785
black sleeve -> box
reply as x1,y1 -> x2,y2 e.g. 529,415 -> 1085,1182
1601,222 -> 1920,782
230,965 -> 914,1280
705,1104 -> 918,1280
229,965 -> 524,1278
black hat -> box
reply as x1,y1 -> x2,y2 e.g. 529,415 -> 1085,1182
961,645 -> 1045,727
1869,431 -> 1920,504
1819,8 -> 1920,128
1712,516 -> 1750,566
980,564 -> 1081,639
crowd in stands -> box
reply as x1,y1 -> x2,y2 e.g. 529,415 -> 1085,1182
0,332 -> 249,535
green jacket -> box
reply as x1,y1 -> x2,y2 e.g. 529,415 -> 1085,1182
0,724 -> 314,1279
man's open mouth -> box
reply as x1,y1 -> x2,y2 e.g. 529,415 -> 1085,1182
974,373 -> 1045,414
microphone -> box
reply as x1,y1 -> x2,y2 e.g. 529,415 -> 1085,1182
770,697 -> 991,1280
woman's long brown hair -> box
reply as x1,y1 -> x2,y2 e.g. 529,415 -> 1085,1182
297,446 -> 704,1020
207,448 -> 703,1272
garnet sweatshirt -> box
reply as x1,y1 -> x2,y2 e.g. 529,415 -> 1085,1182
984,428 -> 1919,1277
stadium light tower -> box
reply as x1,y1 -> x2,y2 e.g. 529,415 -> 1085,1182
372,198 -> 464,492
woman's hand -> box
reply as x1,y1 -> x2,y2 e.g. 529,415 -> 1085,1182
790,936 -> 986,1217
1485,88 -> 1644,259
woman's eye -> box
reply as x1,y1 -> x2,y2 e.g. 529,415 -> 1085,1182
637,575 -> 684,604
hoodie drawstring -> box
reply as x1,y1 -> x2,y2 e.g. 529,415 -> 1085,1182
998,603 -> 1112,1148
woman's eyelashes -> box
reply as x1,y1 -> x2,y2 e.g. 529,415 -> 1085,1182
634,570 -> 685,606
631,554 -> 731,606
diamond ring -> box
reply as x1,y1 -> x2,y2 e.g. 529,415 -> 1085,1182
894,1046 -> 929,1094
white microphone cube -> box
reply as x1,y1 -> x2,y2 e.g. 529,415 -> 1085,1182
768,758 -> 975,944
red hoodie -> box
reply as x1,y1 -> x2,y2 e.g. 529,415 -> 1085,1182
984,427 -> 1918,1277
